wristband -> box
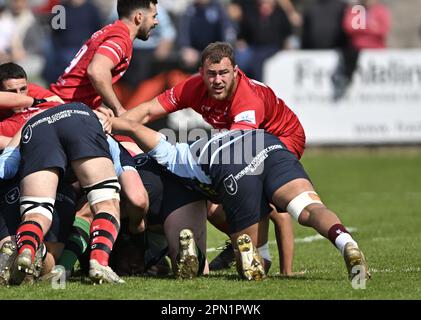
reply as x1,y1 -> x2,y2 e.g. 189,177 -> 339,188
31,98 -> 47,108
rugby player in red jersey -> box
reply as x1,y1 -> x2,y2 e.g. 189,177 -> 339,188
119,42 -> 306,276
50,1 -> 160,250
50,0 -> 158,117
0,63 -> 63,149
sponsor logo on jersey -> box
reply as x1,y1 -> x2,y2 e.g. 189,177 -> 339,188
234,110 -> 256,125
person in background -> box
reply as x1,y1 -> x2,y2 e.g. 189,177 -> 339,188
235,0 -> 292,81
333,0 -> 391,101
43,0 -> 103,84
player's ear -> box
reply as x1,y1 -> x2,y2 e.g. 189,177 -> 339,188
134,10 -> 143,25
233,65 -> 239,76
199,67 -> 204,76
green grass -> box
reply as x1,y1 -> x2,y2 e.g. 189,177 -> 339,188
1,147 -> 421,300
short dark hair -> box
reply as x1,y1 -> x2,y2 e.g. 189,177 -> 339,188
0,63 -> 27,88
200,42 -> 236,67
117,0 -> 158,19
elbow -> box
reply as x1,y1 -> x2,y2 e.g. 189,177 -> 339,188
87,63 -> 99,82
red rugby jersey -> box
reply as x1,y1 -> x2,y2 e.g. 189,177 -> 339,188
0,84 -> 60,137
157,69 -> 306,158
50,20 -> 132,109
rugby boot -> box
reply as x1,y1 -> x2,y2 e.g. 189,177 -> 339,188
9,248 -> 34,285
343,242 -> 371,281
175,229 -> 199,279
0,240 -> 18,286
237,234 -> 265,281
89,259 -> 125,284
209,239 -> 235,271
23,243 -> 46,284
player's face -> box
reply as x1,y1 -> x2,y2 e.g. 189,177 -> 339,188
201,57 -> 238,100
136,4 -> 159,41
1,78 -> 28,95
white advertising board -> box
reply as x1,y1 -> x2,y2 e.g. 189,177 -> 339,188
264,50 -> 421,145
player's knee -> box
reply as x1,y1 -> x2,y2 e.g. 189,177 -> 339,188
207,203 -> 224,221
270,210 -> 291,223
20,196 -> 55,222
286,191 -> 323,223
83,177 -> 121,206
127,189 -> 149,213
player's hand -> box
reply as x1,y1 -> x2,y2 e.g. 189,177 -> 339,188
45,95 -> 65,104
97,106 -> 115,119
116,107 -> 127,117
93,109 -> 112,134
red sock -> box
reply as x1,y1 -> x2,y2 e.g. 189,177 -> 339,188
90,212 -> 120,266
16,221 -> 44,261
327,224 -> 350,245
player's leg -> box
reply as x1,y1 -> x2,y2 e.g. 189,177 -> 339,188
120,170 -> 149,233
71,156 -> 123,284
55,200 -> 92,277
217,171 -> 272,281
229,216 -> 270,281
11,169 -> 59,284
163,200 -> 207,279
271,177 -> 370,281
269,207 -> 294,276
0,211 -> 18,285
207,202 -> 236,271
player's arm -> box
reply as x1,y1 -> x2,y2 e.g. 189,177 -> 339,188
110,117 -> 161,152
87,53 -> 126,117
0,92 -> 35,110
120,97 -> 168,124
110,116 -> 201,180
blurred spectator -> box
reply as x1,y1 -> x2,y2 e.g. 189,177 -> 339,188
343,0 -> 391,49
301,0 -> 347,49
0,0 -> 15,64
31,0 -> 60,14
91,0 -> 115,20
178,0 -> 237,71
332,0 -> 391,101
236,0 -> 292,81
42,0 -> 102,84
3,0 -> 46,81
117,5 -> 176,90
278,0 -> 302,28
159,0 -> 192,18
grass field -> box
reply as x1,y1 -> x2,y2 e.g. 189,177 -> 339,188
1,147 -> 421,300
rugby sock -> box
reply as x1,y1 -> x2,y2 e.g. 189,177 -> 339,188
58,217 -> 91,271
197,246 -> 206,275
327,224 -> 358,255
90,212 -> 120,266
16,221 -> 44,261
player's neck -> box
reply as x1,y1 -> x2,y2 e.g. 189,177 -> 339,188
119,18 -> 137,41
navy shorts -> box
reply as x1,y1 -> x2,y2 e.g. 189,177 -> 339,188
0,180 -> 77,243
214,138 -> 310,234
134,154 -> 205,225
19,103 -> 111,179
